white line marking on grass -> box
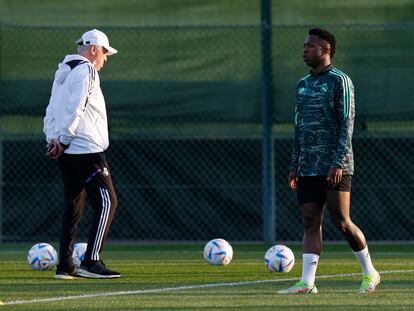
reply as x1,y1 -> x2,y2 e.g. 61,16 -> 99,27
2,269 -> 413,306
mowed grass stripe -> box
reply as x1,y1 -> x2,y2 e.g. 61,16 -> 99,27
2,269 -> 413,306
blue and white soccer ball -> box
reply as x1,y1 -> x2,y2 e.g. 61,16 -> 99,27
264,244 -> 295,273
27,243 -> 57,271
72,242 -> 87,268
203,238 -> 233,266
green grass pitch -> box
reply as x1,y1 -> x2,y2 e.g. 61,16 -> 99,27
0,243 -> 413,310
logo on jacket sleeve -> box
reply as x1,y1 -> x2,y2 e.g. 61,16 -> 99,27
298,87 -> 307,95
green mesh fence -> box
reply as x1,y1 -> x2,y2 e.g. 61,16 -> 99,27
1,20 -> 414,242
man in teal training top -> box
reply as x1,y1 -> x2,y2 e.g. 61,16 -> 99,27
279,28 -> 380,294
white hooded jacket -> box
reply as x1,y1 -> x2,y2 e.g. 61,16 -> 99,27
43,54 -> 109,154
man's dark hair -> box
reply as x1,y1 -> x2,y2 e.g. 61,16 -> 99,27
309,28 -> 336,58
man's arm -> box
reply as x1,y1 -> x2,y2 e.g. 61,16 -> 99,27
43,87 -> 58,142
288,88 -> 300,190
327,73 -> 355,186
58,65 -> 93,147
332,74 -> 355,169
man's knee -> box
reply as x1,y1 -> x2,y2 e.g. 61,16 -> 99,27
300,203 -> 324,231
303,214 -> 322,230
332,217 -> 351,233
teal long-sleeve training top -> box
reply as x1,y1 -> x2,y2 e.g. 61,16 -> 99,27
289,65 -> 355,176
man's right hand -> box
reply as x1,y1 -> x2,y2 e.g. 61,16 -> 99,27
288,171 -> 298,191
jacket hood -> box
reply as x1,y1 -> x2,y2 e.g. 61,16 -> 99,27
54,54 -> 90,84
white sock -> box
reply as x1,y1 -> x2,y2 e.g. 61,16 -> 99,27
353,246 -> 376,275
301,253 -> 319,287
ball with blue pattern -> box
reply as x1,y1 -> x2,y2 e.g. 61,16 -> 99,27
27,243 -> 57,271
72,242 -> 87,269
203,238 -> 233,266
264,244 -> 295,273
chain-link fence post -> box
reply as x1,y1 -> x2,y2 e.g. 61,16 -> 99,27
0,128 -> 3,244
261,0 -> 275,244
0,23 -> 3,243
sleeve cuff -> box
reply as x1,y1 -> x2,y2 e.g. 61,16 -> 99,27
59,142 -> 70,150
331,162 -> 343,169
59,135 -> 71,149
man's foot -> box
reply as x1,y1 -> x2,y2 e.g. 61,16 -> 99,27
277,280 -> 318,294
77,260 -> 121,279
54,269 -> 81,280
359,271 -> 380,294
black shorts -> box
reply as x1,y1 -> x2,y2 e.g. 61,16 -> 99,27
296,175 -> 352,206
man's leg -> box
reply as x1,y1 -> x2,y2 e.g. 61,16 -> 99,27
279,176 -> 326,294
301,202 -> 325,255
326,190 -> 380,293
300,202 -> 325,288
58,188 -> 86,271
326,191 -> 366,250
278,201 -> 324,294
56,155 -> 86,278
84,172 -> 117,262
76,153 -> 120,278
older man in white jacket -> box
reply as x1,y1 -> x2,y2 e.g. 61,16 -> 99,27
44,29 -> 120,279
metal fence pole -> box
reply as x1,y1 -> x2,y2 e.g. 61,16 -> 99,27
0,24 -> 3,243
0,24 -> 3,244
0,128 -> 3,243
261,0 -> 275,244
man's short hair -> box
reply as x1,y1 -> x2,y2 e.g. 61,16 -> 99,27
309,28 -> 336,58
77,44 -> 90,54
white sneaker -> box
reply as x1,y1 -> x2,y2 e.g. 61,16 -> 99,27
359,271 -> 380,294
54,270 -> 81,280
278,281 -> 318,294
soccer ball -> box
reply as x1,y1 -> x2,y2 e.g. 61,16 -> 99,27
72,242 -> 87,268
27,243 -> 57,271
203,238 -> 233,266
264,244 -> 295,273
